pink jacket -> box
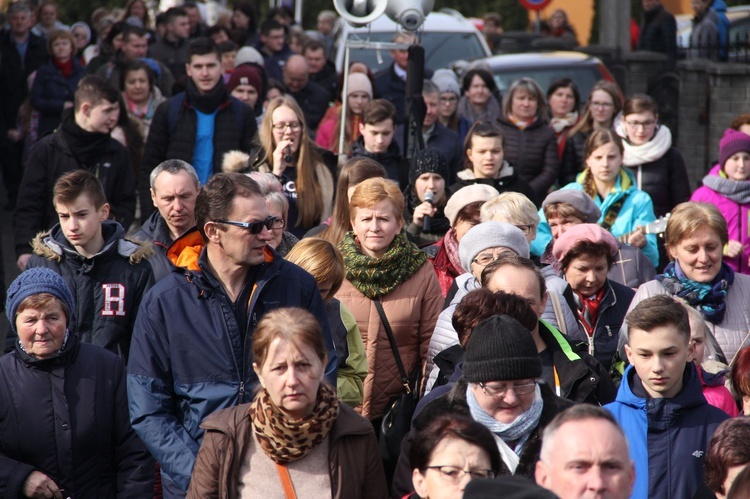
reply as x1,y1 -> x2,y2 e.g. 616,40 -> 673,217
691,164 -> 750,274
698,366 -> 740,417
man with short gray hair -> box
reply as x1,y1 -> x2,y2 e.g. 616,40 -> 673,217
132,160 -> 200,280
535,404 -> 635,499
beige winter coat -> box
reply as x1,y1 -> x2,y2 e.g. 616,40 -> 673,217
335,262 -> 443,419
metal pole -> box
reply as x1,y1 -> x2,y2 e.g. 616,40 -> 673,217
338,44 -> 351,157
294,0 -> 303,27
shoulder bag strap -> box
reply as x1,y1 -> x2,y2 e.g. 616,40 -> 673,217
275,462 -> 298,499
374,298 -> 411,392
548,292 -> 568,335
599,192 -> 630,232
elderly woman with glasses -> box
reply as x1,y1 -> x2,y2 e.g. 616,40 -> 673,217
251,95 -> 336,238
394,314 -> 572,497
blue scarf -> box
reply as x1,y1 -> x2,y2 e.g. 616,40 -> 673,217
466,384 -> 543,457
657,261 -> 734,324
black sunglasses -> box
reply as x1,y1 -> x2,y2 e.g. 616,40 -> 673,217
212,216 -> 282,234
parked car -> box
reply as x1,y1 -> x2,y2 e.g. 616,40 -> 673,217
334,9 -> 492,74
472,51 -> 615,103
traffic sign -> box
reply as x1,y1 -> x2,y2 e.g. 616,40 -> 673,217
519,0 -> 553,11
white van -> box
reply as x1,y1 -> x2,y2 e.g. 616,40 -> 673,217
334,9 -> 492,74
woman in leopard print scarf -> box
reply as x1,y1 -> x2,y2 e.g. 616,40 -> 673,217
187,308 -> 388,498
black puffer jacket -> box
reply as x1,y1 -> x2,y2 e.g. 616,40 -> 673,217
560,130 -> 589,186
25,221 -> 154,361
637,4 -> 678,57
0,334 -> 154,498
496,117 -> 560,199
139,87 -> 257,218
391,378 -> 572,498
623,146 -> 691,218
13,124 -> 135,258
450,162 -> 540,207
0,31 -> 47,139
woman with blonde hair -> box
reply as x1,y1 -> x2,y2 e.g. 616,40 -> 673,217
496,77 -> 559,199
336,178 -> 442,425
286,238 -> 367,407
623,202 -> 750,365
188,307 -> 387,498
252,95 -> 336,238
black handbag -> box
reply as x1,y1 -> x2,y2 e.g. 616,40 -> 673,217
374,298 -> 420,463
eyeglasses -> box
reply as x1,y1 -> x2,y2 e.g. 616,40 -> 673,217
212,216 -> 284,234
439,96 -> 458,104
624,119 -> 657,129
425,466 -> 494,483
272,122 -> 302,132
513,224 -> 533,235
479,381 -> 537,398
590,101 -> 614,109
471,251 -> 510,266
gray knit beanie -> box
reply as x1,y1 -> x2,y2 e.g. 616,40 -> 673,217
6,268 -> 74,332
463,315 -> 542,382
459,222 -> 530,270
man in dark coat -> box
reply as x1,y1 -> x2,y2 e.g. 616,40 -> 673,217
13,76 -> 134,272
132,159 -> 200,281
0,2 -> 48,210
283,54 -> 330,135
637,0 -> 677,59
304,40 -> 338,103
139,37 -> 257,219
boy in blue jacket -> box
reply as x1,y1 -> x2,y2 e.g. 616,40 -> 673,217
606,295 -> 728,498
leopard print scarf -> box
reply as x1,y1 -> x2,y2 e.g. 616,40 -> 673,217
249,383 -> 340,464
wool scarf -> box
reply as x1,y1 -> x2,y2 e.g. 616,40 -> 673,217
457,95 -> 502,124
549,111 -> 579,134
442,228 -> 465,275
657,261 -> 734,324
186,78 -> 229,114
572,286 -> 607,338
250,383 -> 339,465
53,57 -> 73,78
339,230 -> 427,299
702,172 -> 750,205
60,111 -> 112,167
124,92 -> 157,120
615,117 -> 672,166
466,384 -> 543,457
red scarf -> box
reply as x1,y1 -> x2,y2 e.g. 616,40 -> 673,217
573,286 -> 606,338
54,57 -> 73,78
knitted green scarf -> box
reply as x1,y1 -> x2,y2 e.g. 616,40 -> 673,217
339,230 -> 427,299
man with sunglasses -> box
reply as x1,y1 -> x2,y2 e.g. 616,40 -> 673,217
127,172 -> 336,499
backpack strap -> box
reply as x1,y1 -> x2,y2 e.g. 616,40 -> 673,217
167,92 -> 186,135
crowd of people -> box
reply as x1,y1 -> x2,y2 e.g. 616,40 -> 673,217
1,1 -> 750,498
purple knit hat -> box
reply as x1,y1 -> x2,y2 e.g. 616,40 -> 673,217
719,128 -> 750,169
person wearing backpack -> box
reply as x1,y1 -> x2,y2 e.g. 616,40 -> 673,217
139,37 -> 256,219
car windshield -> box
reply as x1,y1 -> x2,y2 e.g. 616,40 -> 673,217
344,31 -> 486,73
492,67 -> 603,102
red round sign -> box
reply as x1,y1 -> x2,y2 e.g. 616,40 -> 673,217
519,0 -> 553,11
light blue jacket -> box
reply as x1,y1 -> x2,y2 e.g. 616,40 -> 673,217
531,168 -> 659,266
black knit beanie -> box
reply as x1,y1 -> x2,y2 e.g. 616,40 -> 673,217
463,315 -> 542,383
409,149 -> 450,185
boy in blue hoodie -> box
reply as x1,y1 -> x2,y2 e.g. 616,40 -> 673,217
606,295 -> 728,498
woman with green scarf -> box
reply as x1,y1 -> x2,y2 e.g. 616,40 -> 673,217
336,177 -> 443,425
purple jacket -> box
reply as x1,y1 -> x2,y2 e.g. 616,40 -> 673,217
691,164 -> 750,274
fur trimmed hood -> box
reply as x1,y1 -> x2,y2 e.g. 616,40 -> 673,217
32,221 -> 153,265
221,149 -> 252,173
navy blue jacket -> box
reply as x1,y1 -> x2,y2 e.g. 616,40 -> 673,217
0,334 -> 154,497
606,365 -> 728,499
127,228 -> 336,494
395,122 -> 463,183
30,58 -> 86,136
563,279 -> 635,371
132,210 -> 176,281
